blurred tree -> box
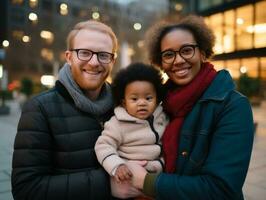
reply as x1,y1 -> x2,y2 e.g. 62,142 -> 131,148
20,77 -> 34,97
238,73 -> 261,98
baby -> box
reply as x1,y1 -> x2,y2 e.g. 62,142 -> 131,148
95,63 -> 168,199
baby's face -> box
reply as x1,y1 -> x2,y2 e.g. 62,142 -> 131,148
122,81 -> 157,120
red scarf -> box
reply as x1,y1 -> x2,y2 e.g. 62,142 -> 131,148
162,62 -> 217,173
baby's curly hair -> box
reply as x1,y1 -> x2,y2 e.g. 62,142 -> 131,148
145,15 -> 215,67
112,62 -> 164,107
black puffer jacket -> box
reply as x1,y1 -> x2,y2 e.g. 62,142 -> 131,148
12,81 -> 114,200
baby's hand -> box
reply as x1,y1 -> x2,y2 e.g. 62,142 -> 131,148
114,164 -> 132,183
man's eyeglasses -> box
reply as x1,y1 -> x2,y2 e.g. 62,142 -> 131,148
70,49 -> 115,64
161,44 -> 199,64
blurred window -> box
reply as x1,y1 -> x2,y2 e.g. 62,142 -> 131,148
41,48 -> 54,61
40,30 -> 54,44
226,59 -> 240,79
224,10 -> 235,53
254,1 -> 266,48
11,0 -> 24,5
209,13 -> 223,54
58,3 -> 68,16
241,58 -> 258,78
260,57 -> 266,79
12,30 -> 24,40
29,0 -> 38,8
236,5 -> 253,50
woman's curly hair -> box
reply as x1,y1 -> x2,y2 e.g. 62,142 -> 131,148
112,62 -> 165,107
145,15 -> 215,67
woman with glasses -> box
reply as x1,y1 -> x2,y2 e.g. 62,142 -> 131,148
126,15 -> 254,200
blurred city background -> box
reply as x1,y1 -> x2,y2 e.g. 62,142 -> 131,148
1,0 -> 266,199
1,0 -> 266,98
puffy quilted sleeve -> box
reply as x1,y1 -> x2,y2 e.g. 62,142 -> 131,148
12,97 -> 111,200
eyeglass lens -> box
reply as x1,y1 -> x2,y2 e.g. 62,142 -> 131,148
76,49 -> 113,64
161,45 -> 197,64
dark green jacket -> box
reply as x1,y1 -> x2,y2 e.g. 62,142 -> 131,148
12,81 -> 113,200
144,70 -> 254,200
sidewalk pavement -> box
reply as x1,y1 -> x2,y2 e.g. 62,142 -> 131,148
0,101 -> 20,200
243,100 -> 266,200
1,100 -> 266,200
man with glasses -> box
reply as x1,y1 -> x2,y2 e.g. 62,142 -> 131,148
12,20 -> 118,200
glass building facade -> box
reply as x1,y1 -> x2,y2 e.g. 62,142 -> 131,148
1,0 -> 169,85
204,1 -> 266,80
2,0 -> 266,94
189,0 -> 266,84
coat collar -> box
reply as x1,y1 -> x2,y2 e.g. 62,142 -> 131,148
200,69 -> 236,102
55,80 -> 74,104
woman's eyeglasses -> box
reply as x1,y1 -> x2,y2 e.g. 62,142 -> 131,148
161,44 -> 199,64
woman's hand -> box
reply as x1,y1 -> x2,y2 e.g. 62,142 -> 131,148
110,176 -> 142,199
126,160 -> 148,189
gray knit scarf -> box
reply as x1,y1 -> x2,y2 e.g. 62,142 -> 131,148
58,63 -> 113,116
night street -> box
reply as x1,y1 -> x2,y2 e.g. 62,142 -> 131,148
1,100 -> 266,200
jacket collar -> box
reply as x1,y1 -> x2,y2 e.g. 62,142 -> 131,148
200,69 -> 236,102
55,80 -> 74,104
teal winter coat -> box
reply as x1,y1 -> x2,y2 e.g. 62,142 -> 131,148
155,70 -> 254,200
